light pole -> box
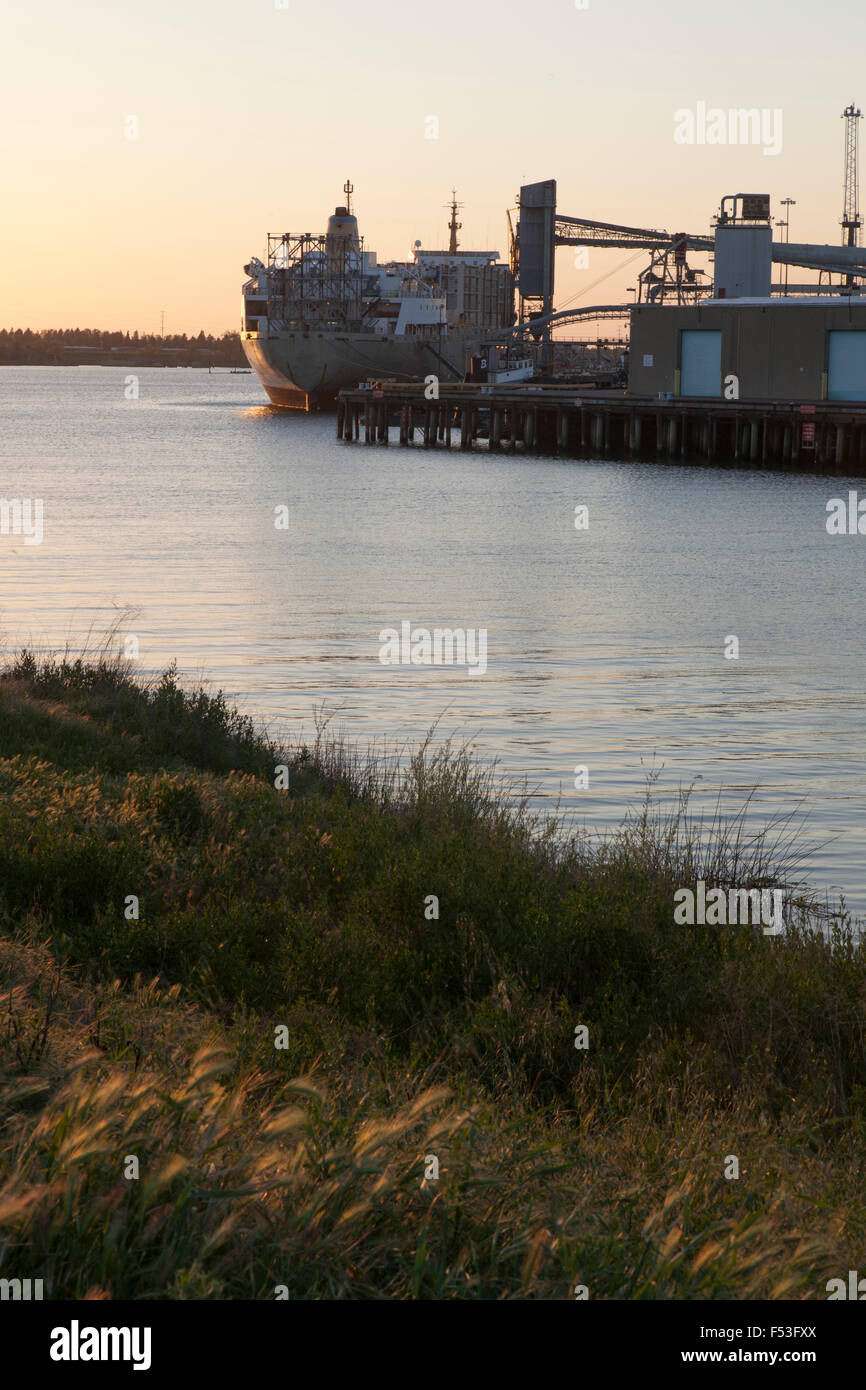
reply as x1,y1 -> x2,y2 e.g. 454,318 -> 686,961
775,221 -> 787,293
780,198 -> 796,295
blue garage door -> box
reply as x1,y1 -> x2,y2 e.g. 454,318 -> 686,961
680,330 -> 722,397
828,331 -> 866,401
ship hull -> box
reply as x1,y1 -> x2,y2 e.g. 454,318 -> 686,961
241,329 -> 484,410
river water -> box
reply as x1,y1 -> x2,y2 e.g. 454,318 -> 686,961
1,366 -> 864,915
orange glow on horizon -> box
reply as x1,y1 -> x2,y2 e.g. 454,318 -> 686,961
1,0 -> 863,335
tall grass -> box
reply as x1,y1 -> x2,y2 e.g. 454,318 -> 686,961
0,646 -> 863,1299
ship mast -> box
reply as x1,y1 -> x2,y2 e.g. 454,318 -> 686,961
343,178 -> 354,214
446,189 -> 463,254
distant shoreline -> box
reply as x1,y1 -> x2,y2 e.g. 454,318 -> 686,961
0,328 -> 246,370
0,361 -> 249,370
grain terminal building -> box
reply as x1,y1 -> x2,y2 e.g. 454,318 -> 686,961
630,298 -> 866,402
628,214 -> 866,402
337,187 -> 866,473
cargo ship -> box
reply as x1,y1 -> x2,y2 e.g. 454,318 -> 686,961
240,184 -> 522,410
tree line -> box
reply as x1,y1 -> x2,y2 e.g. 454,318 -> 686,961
0,328 -> 246,366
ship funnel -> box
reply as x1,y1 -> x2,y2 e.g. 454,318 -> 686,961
326,207 -> 360,265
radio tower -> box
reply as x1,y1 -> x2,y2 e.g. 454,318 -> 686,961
842,103 -> 862,287
446,189 -> 463,254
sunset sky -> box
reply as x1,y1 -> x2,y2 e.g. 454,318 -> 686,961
2,0 -> 865,335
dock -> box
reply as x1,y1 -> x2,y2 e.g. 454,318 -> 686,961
336,383 -> 866,474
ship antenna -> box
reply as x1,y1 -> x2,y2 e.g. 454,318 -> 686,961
344,179 -> 354,214
446,188 -> 463,254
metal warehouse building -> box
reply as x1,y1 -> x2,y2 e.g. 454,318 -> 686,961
628,213 -> 866,402
629,299 -> 866,402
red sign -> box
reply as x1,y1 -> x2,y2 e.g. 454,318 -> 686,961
800,404 -> 816,415
801,423 -> 815,446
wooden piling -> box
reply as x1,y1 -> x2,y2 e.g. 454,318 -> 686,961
335,385 -> 866,477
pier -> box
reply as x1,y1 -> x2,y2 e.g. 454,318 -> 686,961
336,383 -> 866,474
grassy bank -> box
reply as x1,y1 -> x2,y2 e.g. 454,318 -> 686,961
0,651 -> 863,1299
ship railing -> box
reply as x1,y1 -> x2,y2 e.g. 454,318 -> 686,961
266,315 -> 367,333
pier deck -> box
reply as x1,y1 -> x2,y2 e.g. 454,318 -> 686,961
336,383 -> 866,474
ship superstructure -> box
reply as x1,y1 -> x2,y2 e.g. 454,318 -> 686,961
241,185 -> 516,409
